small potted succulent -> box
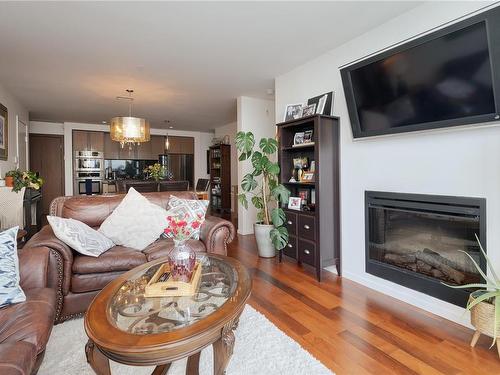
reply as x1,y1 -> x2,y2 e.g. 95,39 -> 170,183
445,235 -> 500,355
236,131 -> 290,257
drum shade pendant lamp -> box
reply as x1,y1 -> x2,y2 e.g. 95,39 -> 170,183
110,89 -> 150,149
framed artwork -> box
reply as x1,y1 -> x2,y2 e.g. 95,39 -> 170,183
303,129 -> 313,143
293,132 -> 304,145
307,92 -> 333,115
284,103 -> 304,122
298,189 -> 310,203
301,171 -> 315,182
301,103 -> 316,117
288,196 -> 302,211
293,157 -> 308,169
0,103 -> 7,161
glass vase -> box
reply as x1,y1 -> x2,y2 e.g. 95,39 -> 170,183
168,239 -> 196,282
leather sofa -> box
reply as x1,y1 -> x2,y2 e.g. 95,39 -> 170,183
25,191 -> 235,323
0,246 -> 56,375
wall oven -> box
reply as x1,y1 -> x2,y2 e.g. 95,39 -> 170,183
74,151 -> 104,171
74,151 -> 104,195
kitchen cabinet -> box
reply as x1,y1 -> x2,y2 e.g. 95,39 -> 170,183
151,135 -> 166,158
72,130 -> 104,152
103,132 -> 120,159
167,136 -> 194,154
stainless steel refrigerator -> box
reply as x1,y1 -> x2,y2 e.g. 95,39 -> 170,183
158,154 -> 194,189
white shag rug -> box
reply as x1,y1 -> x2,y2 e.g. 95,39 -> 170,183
39,305 -> 333,375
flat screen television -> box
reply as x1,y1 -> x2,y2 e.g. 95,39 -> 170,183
341,7 -> 500,138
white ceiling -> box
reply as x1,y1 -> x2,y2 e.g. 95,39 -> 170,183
0,1 -> 421,131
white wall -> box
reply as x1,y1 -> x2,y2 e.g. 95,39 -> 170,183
214,122 -> 238,186
0,83 -> 29,176
275,1 -> 499,327
30,121 -> 213,195
237,96 -> 275,235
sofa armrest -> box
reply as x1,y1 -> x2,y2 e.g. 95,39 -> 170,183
199,216 -> 235,256
18,247 -> 49,290
24,225 -> 73,296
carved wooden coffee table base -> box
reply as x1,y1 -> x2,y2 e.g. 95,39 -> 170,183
84,255 -> 250,375
85,316 -> 240,375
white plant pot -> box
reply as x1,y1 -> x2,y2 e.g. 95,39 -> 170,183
254,223 -> 275,258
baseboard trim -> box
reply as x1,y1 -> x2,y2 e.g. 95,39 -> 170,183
342,270 -> 472,328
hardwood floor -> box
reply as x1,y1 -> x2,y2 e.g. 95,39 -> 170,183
228,234 -> 500,375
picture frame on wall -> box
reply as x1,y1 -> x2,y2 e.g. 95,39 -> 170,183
307,92 -> 333,115
0,103 -> 7,161
284,103 -> 304,122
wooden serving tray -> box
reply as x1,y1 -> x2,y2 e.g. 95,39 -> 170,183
145,262 -> 202,297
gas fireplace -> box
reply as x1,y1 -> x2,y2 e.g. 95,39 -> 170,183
365,191 -> 486,306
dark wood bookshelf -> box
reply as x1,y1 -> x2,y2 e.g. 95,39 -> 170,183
277,114 -> 340,281
209,144 -> 231,214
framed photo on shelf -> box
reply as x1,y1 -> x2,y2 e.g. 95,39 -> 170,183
288,197 -> 302,211
307,92 -> 333,115
301,171 -> 315,182
293,157 -> 308,169
284,104 -> 304,122
301,103 -> 316,117
0,103 -> 7,161
303,129 -> 313,143
298,189 -> 310,204
293,132 -> 305,146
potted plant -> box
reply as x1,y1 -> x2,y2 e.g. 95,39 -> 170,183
236,131 -> 290,257
144,163 -> 165,182
445,235 -> 500,356
4,170 -> 18,187
5,169 -> 44,193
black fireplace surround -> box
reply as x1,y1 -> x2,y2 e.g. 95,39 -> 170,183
365,191 -> 486,307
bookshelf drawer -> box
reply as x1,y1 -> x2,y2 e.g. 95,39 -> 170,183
298,239 -> 316,266
285,211 -> 297,235
298,215 -> 315,241
283,235 -> 297,259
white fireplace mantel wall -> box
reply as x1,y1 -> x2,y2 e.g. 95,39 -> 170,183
275,1 -> 500,326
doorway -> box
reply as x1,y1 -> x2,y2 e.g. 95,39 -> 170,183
29,134 -> 65,224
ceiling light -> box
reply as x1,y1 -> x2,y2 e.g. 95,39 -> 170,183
110,89 -> 150,149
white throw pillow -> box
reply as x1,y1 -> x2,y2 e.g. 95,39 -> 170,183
47,216 -> 114,257
165,195 -> 209,240
99,188 -> 169,250
0,226 -> 26,307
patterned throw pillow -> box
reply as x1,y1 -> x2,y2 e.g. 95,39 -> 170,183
165,195 -> 209,240
99,188 -> 169,250
47,216 -> 114,257
0,226 -> 26,307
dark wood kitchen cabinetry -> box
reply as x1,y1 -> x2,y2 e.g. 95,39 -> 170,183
73,130 -> 104,152
277,114 -> 340,281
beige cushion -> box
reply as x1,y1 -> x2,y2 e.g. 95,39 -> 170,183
47,216 -> 114,257
98,188 -> 168,250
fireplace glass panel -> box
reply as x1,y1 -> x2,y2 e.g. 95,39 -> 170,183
368,206 -> 481,286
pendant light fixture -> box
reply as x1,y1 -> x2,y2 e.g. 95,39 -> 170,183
110,89 -> 150,149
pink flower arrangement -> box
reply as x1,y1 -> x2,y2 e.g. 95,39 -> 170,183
164,213 -> 204,242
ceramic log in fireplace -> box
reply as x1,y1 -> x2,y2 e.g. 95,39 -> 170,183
365,191 -> 486,307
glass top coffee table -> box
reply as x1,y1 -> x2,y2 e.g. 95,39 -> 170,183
84,254 -> 251,375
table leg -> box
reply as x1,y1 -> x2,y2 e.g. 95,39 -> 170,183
213,317 -> 239,375
186,352 -> 201,375
152,363 -> 171,375
85,340 -> 111,375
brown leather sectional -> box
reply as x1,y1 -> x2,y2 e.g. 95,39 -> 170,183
0,247 -> 56,375
25,191 -> 235,323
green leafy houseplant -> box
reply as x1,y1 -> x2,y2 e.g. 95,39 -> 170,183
444,235 -> 500,346
236,131 -> 291,252
5,169 -> 44,193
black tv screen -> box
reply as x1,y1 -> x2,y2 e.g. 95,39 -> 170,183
341,8 -> 500,138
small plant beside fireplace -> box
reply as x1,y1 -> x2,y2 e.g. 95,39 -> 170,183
445,235 -> 500,357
